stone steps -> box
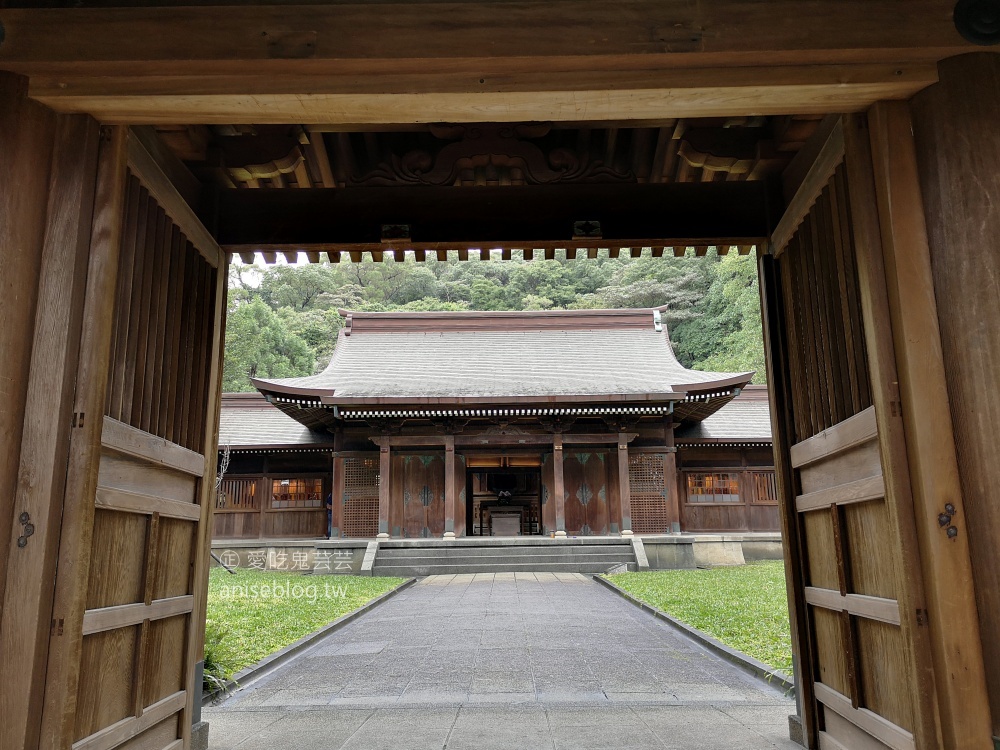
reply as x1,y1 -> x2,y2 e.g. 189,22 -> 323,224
372,541 -> 636,576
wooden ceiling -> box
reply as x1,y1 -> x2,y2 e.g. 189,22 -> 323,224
153,116 -> 820,263
158,116 -> 820,191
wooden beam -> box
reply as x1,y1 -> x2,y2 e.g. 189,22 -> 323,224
771,118 -> 845,257
215,183 -> 769,249
101,416 -> 204,477
0,3 -> 960,124
863,101 -> 991,750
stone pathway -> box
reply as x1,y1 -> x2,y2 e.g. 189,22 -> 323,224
206,572 -> 799,749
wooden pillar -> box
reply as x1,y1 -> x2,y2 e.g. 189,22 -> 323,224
33,125 -> 129,750
846,101 -> 991,750
330,431 -> 344,539
0,73 -> 55,617
664,418 -> 681,533
617,434 -> 633,537
377,443 -> 391,538
552,434 -> 566,537
443,436 -> 456,539
0,105 -> 103,750
910,52 -> 1000,744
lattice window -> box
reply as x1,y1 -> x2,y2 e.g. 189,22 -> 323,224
216,477 -> 261,511
270,477 -> 323,509
344,457 -> 379,537
686,472 -> 741,503
750,471 -> 778,504
629,453 -> 670,534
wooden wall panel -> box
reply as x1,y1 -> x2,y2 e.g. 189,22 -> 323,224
262,510 -> 325,539
811,608 -> 850,697
856,618 -> 914,732
212,512 -> 260,540
74,626 -> 140,742
843,501 -> 897,601
141,615 -> 188,708
681,504 -> 747,532
748,505 -> 779,531
86,508 -> 147,610
911,53 -> 1000,739
152,518 -> 195,600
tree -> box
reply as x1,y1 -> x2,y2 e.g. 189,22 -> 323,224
223,297 -> 314,392
684,253 -> 766,382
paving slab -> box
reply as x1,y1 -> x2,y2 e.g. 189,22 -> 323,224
207,573 -> 800,749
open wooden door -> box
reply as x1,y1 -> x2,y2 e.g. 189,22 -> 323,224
763,112 -> 991,750
38,129 -> 226,750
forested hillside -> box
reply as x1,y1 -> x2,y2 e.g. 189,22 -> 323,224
223,250 -> 765,392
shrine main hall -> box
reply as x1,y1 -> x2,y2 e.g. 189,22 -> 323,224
215,306 -> 777,541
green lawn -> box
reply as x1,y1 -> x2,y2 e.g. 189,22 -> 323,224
205,569 -> 405,681
606,561 -> 793,675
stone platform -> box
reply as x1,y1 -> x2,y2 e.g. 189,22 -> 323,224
211,534 -> 783,576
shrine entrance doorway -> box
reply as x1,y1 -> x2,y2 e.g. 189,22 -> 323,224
467,459 -> 543,537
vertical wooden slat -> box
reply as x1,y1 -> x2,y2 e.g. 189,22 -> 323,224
37,125 -> 129,750
129,201 -> 160,429
828,168 -> 863,415
160,228 -> 185,441
177,256 -> 201,447
118,186 -> 150,423
105,175 -> 139,417
143,211 -> 171,435
174,243 -> 196,447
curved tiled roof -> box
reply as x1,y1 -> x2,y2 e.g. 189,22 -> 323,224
218,393 -> 331,448
253,308 -> 753,404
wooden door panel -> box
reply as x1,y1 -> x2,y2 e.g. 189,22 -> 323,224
45,130 -> 226,750
767,117 -> 939,750
792,408 -> 915,749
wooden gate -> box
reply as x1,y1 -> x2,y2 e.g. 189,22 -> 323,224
38,129 -> 226,750
763,113 -> 990,750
